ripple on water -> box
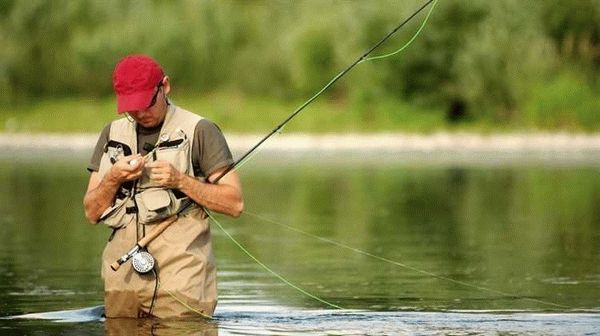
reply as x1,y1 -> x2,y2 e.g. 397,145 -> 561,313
2,304 -> 600,335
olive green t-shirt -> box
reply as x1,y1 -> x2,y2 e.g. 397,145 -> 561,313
87,118 -> 234,179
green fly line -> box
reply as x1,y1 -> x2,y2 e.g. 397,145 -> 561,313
361,0 -> 437,63
156,277 -> 214,319
233,0 -> 438,174
208,0 -> 440,310
243,210 -> 572,310
207,211 -> 344,310
210,0 -> 571,312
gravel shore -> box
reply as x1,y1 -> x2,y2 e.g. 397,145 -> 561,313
2,132 -> 600,153
2,132 -> 600,167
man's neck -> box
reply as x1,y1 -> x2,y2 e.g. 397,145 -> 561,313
136,122 -> 163,135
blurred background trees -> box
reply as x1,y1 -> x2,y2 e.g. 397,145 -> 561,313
0,0 -> 599,130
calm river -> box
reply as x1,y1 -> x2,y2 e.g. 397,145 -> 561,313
0,148 -> 598,335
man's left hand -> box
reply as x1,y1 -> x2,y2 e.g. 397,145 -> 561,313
147,160 -> 183,189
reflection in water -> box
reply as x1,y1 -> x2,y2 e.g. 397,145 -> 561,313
226,160 -> 600,311
105,317 -> 218,336
5,304 -> 599,335
0,152 -> 599,335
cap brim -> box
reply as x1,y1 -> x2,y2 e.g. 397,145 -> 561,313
116,88 -> 155,113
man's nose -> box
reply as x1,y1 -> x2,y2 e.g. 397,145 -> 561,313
135,109 -> 149,117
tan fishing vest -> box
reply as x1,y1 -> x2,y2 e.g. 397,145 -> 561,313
98,104 -> 218,318
97,104 -> 202,227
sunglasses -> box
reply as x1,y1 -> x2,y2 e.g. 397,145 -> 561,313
147,78 -> 165,109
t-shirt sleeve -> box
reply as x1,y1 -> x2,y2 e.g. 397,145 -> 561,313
192,119 -> 234,178
87,124 -> 111,172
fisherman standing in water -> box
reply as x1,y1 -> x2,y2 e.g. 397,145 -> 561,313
83,54 -> 243,318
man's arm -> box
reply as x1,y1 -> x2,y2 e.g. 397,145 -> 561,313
83,154 -> 144,224
146,161 -> 244,217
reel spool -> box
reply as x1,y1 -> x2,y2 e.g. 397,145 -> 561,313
131,251 -> 155,274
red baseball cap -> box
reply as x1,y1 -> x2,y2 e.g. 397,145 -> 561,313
112,55 -> 165,113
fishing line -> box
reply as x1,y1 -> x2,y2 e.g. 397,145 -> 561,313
197,0 -> 438,312
134,0 -> 437,314
243,210 -> 572,310
360,0 -> 437,63
225,125 -> 286,175
149,269 -> 158,315
201,0 -> 568,313
109,0 -> 438,312
155,273 -> 214,319
207,211 -> 344,310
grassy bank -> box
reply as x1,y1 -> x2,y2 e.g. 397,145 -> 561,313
0,91 -> 448,134
1,80 -> 599,134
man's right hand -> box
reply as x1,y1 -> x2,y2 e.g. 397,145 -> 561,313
108,154 -> 145,183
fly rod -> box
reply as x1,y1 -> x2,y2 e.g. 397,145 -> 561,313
213,0 -> 436,183
111,0 -> 436,272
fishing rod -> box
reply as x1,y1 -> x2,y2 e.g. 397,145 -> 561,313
111,0 -> 436,275
110,0 -> 437,311
112,0 -> 436,270
213,0 -> 436,183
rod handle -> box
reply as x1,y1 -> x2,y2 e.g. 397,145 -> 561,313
137,215 -> 178,248
110,261 -> 122,271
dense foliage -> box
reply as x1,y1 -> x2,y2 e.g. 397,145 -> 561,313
0,0 -> 599,130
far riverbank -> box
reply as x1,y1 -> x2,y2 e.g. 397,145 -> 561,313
2,132 -> 600,152
2,132 -> 600,167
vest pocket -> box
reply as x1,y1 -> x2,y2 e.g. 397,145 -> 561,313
155,135 -> 189,174
100,198 -> 135,229
156,140 -> 189,174
138,135 -> 190,189
136,188 -> 177,224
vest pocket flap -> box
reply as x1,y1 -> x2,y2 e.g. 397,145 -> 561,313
99,198 -> 133,229
140,189 -> 171,211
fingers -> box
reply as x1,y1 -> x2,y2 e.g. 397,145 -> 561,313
111,158 -> 180,186
150,173 -> 168,186
145,160 -> 168,170
110,154 -> 144,182
146,160 -> 170,177
146,160 -> 180,188
122,154 -> 144,172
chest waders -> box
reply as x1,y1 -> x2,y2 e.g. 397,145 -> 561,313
97,105 -> 218,318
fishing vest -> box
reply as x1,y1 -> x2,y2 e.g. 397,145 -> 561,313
97,104 -> 202,228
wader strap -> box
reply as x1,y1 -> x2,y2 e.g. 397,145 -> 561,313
173,189 -> 187,199
116,190 -> 127,200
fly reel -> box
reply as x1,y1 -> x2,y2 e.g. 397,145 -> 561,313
131,250 -> 155,274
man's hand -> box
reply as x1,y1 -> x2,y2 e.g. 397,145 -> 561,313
109,154 -> 144,183
84,154 -> 144,224
147,160 -> 183,189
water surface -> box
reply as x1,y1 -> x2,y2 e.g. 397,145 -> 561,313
0,149 -> 598,335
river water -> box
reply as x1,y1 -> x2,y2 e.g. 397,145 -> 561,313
0,148 -> 598,335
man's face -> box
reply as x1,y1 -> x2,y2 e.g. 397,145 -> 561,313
127,81 -> 169,128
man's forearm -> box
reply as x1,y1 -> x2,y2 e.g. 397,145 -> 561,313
83,174 -> 121,224
177,174 -> 243,217
84,156 -> 145,224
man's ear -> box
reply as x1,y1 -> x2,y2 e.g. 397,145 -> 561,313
162,76 -> 171,95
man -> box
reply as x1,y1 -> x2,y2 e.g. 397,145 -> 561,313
83,54 -> 243,318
